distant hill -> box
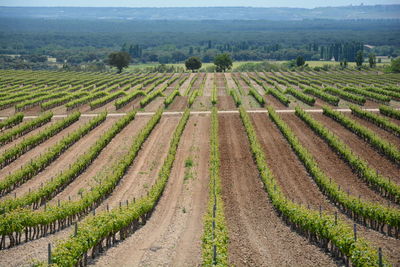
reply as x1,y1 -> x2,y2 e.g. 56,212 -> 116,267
0,5 -> 399,20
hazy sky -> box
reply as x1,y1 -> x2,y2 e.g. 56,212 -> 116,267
1,0 -> 400,8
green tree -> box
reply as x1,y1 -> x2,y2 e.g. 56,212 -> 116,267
368,53 -> 376,68
107,51 -> 131,73
185,57 -> 202,72
390,57 -> 400,73
355,50 -> 364,67
296,56 -> 305,67
214,53 -> 233,72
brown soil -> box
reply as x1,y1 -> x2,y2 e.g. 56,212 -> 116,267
0,119 -> 56,155
94,116 -> 180,211
92,114 -> 209,266
202,73 -> 214,97
179,73 -> 195,96
347,113 -> 400,149
47,116 -> 150,204
265,94 -> 288,109
313,113 -> 400,185
0,119 -> 85,183
280,113 -> 400,265
0,224 -> 74,267
217,96 -> 236,110
1,117 -> 115,202
250,113 -> 334,210
282,113 -> 397,205
218,113 -> 337,267
143,97 -> 164,112
167,96 -> 188,111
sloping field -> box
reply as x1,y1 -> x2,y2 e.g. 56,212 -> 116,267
0,69 -> 399,266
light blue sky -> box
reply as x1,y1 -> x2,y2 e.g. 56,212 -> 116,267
1,0 -> 399,8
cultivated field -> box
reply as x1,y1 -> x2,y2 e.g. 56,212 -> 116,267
0,69 -> 399,266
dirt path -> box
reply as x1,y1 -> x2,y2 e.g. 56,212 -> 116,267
0,119 -> 56,155
47,116 -> 150,204
0,223 -> 74,267
179,73 -> 194,96
347,113 -> 400,149
94,116 -> 180,212
266,94 -> 288,109
92,114 -> 209,267
0,119 -> 85,183
280,113 -> 400,264
202,73 -> 214,97
218,113 -> 337,267
0,117 -> 115,202
167,96 -> 188,112
283,113 -> 398,206
313,113 -> 400,185
250,113 -> 335,210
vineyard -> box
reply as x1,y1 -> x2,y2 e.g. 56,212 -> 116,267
0,69 -> 399,266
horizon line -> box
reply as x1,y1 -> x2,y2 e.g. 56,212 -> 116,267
1,4 -> 399,9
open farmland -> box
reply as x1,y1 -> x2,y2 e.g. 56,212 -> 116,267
0,69 -> 399,267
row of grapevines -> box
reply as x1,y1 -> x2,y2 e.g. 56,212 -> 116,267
286,87 -> 315,106
272,106 -> 399,237
65,92 -> 107,110
164,89 -> 180,107
0,113 -> 24,131
0,112 -> 80,168
342,87 -> 390,103
382,85 -> 400,93
297,107 -> 400,204
202,107 -> 229,266
48,109 -> 189,266
324,87 -> 366,105
40,92 -> 88,111
0,109 -> 145,245
140,85 -> 167,107
365,87 -> 400,100
211,84 -> 218,105
114,90 -> 146,109
323,106 -> 400,165
350,105 -> 400,136
15,93 -> 68,111
379,105 -> 400,120
267,86 -> 290,106
248,86 -> 265,106
0,113 -> 53,147
229,89 -> 241,107
239,106 -> 387,266
0,112 -> 107,205
89,91 -> 126,110
144,75 -> 172,94
303,87 -> 339,106
188,90 -> 199,107
0,92 -> 28,102
184,74 -> 199,96
0,92 -> 47,110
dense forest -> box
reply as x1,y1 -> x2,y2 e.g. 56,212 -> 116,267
0,10 -> 399,70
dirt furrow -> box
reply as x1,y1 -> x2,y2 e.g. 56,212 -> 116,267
167,96 -> 188,112
0,117 -> 116,201
0,223 -> 74,267
0,119 -> 57,155
313,113 -> 400,185
0,119 -> 85,182
94,116 -> 180,212
218,113 -> 337,267
92,114 -> 209,267
250,113 -> 334,210
47,116 -> 150,204
269,113 -> 400,265
347,113 -> 400,148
